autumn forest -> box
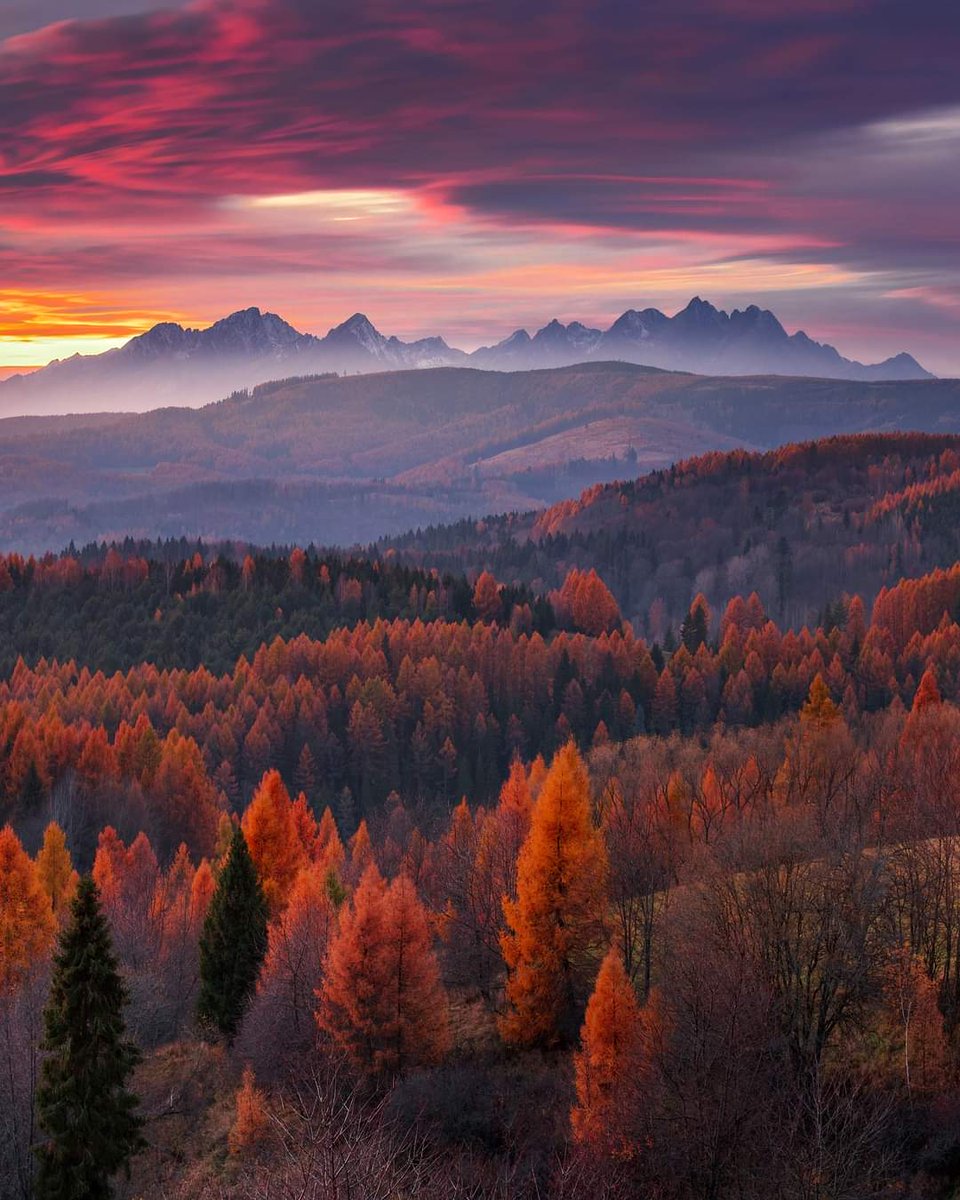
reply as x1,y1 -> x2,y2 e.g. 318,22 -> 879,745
2,432 -> 960,1197
6,0 -> 960,1192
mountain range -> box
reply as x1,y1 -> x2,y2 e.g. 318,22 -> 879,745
470,298 -> 931,380
0,298 -> 933,416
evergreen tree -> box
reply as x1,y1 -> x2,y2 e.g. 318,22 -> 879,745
680,593 -> 710,653
19,758 -> 46,818
196,824 -> 268,1040
34,875 -> 144,1200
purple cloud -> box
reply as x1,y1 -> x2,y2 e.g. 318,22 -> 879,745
0,0 -> 957,373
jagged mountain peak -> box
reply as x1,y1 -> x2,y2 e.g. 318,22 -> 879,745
609,308 -> 646,329
194,311 -> 305,365
531,317 -> 601,351
206,306 -> 291,333
122,321 -> 191,359
681,295 -> 717,313
406,335 -> 453,352
729,304 -> 788,338
0,296 -> 935,417
214,305 -> 264,323
605,308 -> 669,339
324,312 -> 390,356
136,319 -> 187,337
673,296 -> 726,326
333,312 -> 378,333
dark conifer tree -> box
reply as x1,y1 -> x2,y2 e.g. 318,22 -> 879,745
19,758 -> 46,819
34,875 -> 144,1200
196,824 -> 268,1040
680,597 -> 709,653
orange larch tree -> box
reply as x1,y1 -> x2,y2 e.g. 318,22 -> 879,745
316,862 -> 388,1071
228,1065 -> 270,1157
35,821 -> 78,919
150,729 -> 222,861
472,570 -> 502,623
912,665 -> 942,712
317,865 -> 449,1074
314,807 -> 345,880
190,859 -> 216,929
291,792 -> 320,860
0,825 -> 55,989
527,754 -> 548,801
346,818 -> 374,884
500,741 -> 608,1047
242,769 -> 305,913
571,947 -> 642,1154
557,569 -> 621,635
800,672 -> 841,728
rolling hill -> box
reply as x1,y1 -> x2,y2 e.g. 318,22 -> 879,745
0,363 -> 960,553
385,431 -> 960,636
8,430 -> 960,671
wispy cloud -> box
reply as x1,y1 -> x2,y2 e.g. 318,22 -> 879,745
0,0 -> 957,372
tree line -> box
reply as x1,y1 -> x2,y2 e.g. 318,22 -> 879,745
3,557 -> 960,869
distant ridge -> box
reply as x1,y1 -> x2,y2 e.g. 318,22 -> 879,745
0,360 -> 957,553
471,297 -> 932,380
0,298 -> 932,416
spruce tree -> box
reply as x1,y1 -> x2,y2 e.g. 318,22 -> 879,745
19,758 -> 46,818
680,595 -> 709,653
197,823 -> 268,1040
34,874 -> 144,1200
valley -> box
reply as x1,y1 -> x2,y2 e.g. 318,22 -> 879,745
0,363 -> 959,553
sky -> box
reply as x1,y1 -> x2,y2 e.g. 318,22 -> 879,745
1,0 -> 959,377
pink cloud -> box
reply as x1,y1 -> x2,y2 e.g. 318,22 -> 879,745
0,0 -> 955,370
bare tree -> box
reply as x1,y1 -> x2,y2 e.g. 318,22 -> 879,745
224,1060 -> 443,1200
0,966 -> 49,1200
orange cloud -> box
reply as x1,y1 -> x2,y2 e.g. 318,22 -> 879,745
0,289 -> 185,364
0,0 -> 955,373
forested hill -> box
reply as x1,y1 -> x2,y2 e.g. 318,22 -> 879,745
0,549 -> 551,674
2,362 -> 960,552
384,432 -> 960,636
8,432 -> 960,671
10,445 -> 960,1200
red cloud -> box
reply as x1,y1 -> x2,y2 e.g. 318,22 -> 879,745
0,0 -> 957,372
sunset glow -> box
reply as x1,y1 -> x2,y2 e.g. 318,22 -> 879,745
0,0 -> 957,373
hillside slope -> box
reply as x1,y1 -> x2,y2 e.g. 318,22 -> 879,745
386,432 -> 960,634
1,364 -> 960,552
